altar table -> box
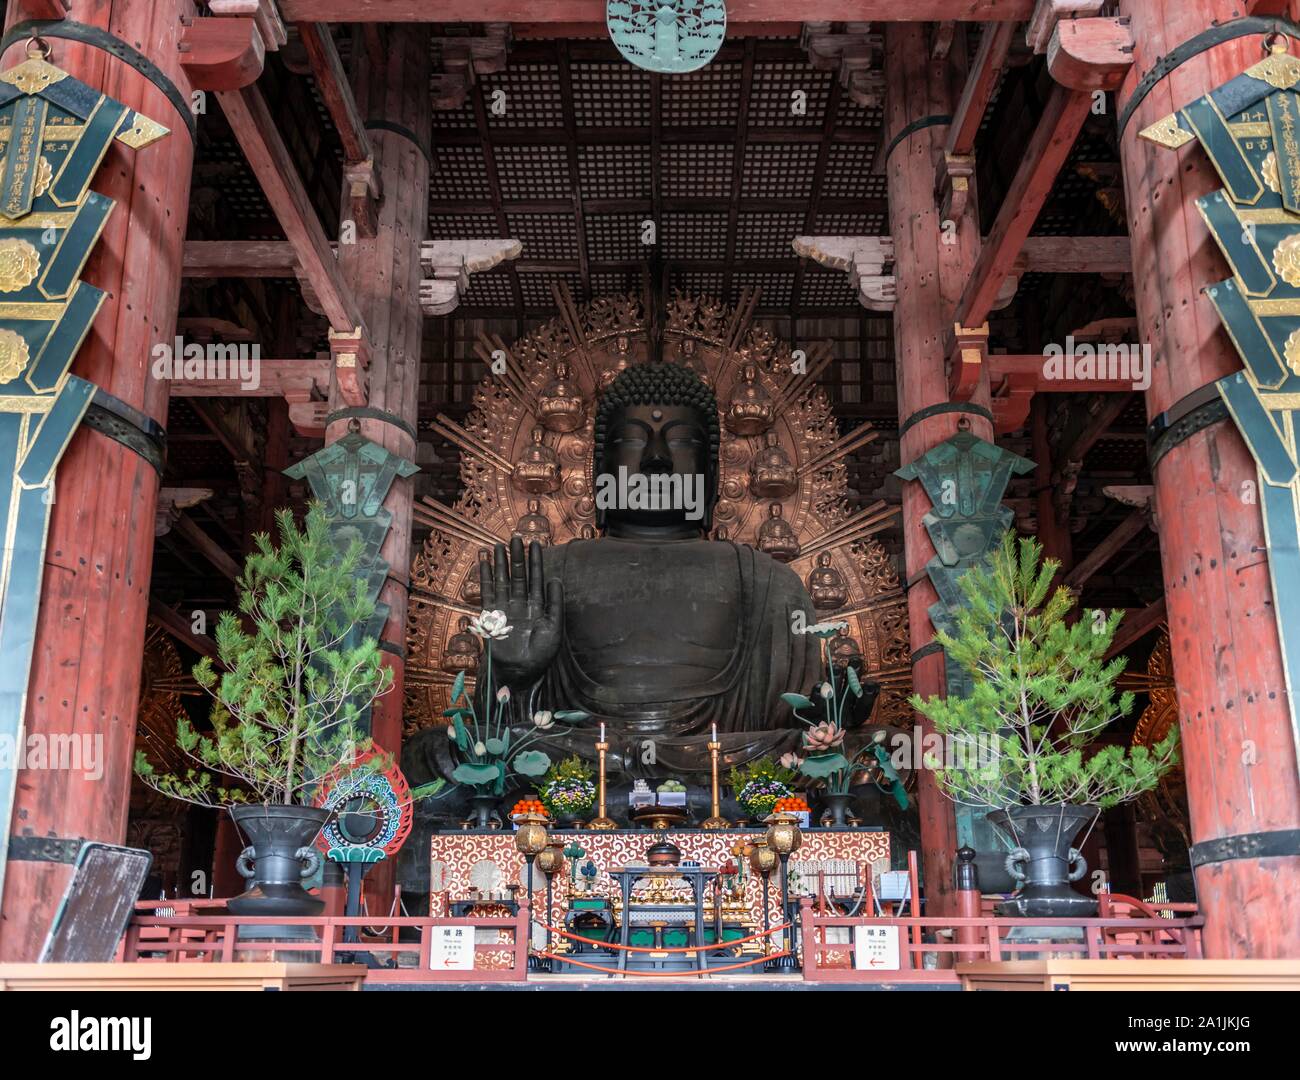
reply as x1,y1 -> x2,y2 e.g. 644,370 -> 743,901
429,828 -> 891,938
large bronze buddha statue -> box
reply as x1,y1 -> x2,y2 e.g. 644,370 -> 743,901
478,362 -> 821,775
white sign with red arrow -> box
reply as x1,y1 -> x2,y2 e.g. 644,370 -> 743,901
431,925 -> 476,970
852,924 -> 900,971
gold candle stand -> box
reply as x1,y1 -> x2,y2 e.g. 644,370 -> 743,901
587,739 -> 618,830
701,739 -> 730,829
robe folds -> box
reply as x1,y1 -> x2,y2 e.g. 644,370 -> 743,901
526,537 -> 822,776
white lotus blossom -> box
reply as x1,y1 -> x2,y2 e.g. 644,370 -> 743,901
469,609 -> 512,640
533,710 -> 554,730
818,682 -> 834,699
473,741 -> 487,757
779,752 -> 803,771
446,725 -> 456,739
496,686 -> 511,704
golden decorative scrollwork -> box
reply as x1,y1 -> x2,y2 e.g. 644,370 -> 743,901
405,287 -> 911,735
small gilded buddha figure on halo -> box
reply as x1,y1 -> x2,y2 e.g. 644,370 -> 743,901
756,502 -> 800,563
724,361 -> 775,436
749,430 -> 797,498
513,426 -> 561,494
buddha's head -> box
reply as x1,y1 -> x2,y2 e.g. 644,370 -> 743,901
592,361 -> 720,536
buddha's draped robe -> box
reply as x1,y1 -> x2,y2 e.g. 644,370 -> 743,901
525,537 -> 822,776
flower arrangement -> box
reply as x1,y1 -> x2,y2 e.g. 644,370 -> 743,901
784,620 -> 908,808
444,609 -> 588,795
540,755 -> 597,819
727,756 -> 795,820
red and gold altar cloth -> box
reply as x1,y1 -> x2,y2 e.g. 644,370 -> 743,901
429,828 -> 890,932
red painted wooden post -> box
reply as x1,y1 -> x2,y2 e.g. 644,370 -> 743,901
514,896 -> 531,980
954,879 -> 981,963
884,26 -> 996,914
799,897 -> 816,979
0,0 -> 197,962
321,920 -> 336,964
324,24 -> 431,911
1115,0 -> 1300,959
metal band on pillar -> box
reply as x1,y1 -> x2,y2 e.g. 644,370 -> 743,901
882,114 -> 952,167
1146,382 -> 1230,470
81,388 -> 167,475
899,401 -> 993,440
326,406 -> 418,445
6,835 -> 85,865
363,120 -> 431,165
1117,16 -> 1300,139
911,641 -> 944,663
2,20 -> 198,140
1190,829 -> 1300,869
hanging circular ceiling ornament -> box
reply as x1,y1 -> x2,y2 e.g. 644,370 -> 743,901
606,0 -> 727,74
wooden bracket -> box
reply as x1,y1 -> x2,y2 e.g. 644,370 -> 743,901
178,18 -> 266,91
208,0 -> 287,52
343,158 -> 380,240
800,22 -> 884,109
289,401 -> 329,440
948,322 -> 989,402
419,239 -> 522,316
1026,0 -> 1105,54
1047,17 -> 1134,91
329,325 -> 370,407
935,152 -> 975,223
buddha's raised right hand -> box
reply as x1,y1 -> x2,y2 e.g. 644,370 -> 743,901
478,537 -> 564,686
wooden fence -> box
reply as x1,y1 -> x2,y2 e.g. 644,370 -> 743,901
122,904 -> 531,984
797,897 -> 1205,984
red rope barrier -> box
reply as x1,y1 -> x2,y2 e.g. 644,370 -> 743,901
534,950 -> 792,977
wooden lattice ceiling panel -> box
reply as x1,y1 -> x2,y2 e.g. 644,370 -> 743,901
430,38 -> 886,320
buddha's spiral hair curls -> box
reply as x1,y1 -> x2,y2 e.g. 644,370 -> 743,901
592,361 -> 721,469
591,361 -> 721,531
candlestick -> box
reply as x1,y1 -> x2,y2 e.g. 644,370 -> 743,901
588,737 -> 617,830
701,738 -> 729,829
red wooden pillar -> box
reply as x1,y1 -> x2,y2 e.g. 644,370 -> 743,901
1117,0 -> 1300,957
324,26 -> 431,906
884,24 -> 994,914
0,0 -> 196,960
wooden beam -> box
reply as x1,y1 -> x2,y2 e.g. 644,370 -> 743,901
297,23 -> 372,164
148,599 -> 220,662
167,357 -> 330,398
278,1 -> 1035,21
989,353 -> 1139,393
171,515 -> 243,583
184,239 -> 298,277
946,20 -> 1016,157
214,84 -> 364,334
1020,234 -> 1131,274
1104,597 -> 1167,660
1063,509 -> 1148,590
188,399 -> 257,463
953,84 -> 1094,331
1062,391 -> 1133,464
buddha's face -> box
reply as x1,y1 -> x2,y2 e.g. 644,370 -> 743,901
598,403 -> 713,533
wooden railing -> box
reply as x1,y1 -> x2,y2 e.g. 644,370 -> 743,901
122,903 -> 531,983
797,897 -> 1205,983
